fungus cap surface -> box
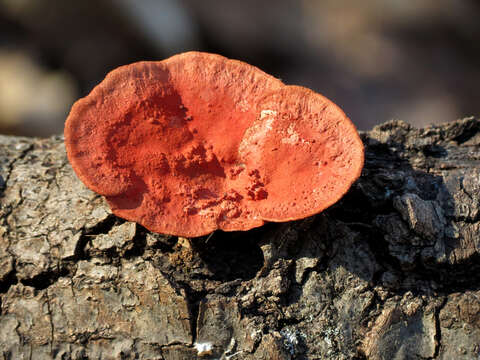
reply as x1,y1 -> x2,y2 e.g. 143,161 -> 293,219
64,52 -> 364,237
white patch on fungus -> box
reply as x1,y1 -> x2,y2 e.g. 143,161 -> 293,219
237,98 -> 250,112
281,123 -> 311,145
259,109 -> 277,129
238,109 -> 277,159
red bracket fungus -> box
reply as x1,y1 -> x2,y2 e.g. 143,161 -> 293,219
64,52 -> 364,237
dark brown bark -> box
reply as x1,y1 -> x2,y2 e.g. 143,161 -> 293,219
1,117 -> 479,359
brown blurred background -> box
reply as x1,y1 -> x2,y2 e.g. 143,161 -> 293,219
0,0 -> 479,137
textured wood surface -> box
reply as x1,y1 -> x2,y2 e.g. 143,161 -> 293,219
1,117 -> 479,359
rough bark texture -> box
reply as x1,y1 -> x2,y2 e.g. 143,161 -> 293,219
1,117 -> 480,359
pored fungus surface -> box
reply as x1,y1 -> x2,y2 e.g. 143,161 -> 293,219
64,52 -> 364,237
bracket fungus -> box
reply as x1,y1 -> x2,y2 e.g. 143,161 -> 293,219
65,52 -> 364,237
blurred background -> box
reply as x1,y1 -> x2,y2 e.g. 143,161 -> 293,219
0,0 -> 479,137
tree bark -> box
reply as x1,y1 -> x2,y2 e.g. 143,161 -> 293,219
1,117 -> 480,359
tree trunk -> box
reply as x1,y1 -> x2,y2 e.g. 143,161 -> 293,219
1,117 -> 480,359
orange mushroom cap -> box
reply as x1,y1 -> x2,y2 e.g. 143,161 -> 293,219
64,52 -> 364,237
